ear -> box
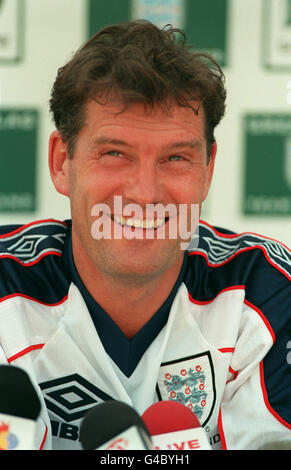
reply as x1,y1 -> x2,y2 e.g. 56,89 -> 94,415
48,130 -> 70,197
202,141 -> 217,201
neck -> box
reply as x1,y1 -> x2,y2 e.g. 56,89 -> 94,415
71,233 -> 184,339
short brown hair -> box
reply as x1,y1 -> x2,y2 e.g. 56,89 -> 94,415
50,20 -> 226,159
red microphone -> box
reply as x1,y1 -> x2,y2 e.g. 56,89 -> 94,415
142,401 -> 211,450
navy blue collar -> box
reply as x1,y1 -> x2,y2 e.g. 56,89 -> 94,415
63,221 -> 188,377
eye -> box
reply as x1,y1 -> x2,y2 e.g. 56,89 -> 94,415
168,155 -> 185,161
106,150 -> 122,157
99,150 -> 125,161
98,149 -> 129,166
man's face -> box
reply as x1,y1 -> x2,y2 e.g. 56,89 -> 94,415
52,99 -> 216,283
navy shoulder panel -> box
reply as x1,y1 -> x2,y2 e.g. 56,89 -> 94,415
188,221 -> 291,426
187,220 -> 291,325
196,220 -> 291,279
185,220 -> 291,350
0,219 -> 68,264
0,219 -> 70,304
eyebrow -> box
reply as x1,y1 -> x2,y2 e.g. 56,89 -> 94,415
167,140 -> 203,152
92,136 -> 202,152
91,137 -> 134,148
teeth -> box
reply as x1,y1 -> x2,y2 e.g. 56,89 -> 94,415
113,215 -> 165,228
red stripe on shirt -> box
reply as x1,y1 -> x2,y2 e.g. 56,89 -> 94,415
7,344 -> 45,363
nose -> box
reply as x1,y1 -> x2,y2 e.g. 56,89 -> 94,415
123,160 -> 164,206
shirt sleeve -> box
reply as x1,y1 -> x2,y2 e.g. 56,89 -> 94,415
219,259 -> 291,450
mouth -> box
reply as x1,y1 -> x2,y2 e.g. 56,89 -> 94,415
111,214 -> 169,229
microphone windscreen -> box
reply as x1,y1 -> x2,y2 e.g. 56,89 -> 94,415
0,365 -> 41,420
142,400 -> 201,435
80,400 -> 150,450
142,400 -> 211,450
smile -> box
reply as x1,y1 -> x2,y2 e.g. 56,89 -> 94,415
111,215 -> 168,229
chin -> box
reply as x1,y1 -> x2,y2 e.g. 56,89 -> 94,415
92,240 -> 183,282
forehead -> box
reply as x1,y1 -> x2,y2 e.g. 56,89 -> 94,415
83,99 -> 206,140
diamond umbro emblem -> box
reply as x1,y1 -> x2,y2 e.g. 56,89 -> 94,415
39,374 -> 113,422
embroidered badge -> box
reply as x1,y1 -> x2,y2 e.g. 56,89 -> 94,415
156,351 -> 216,426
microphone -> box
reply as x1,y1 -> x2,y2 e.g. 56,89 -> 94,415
142,400 -> 211,450
0,365 -> 41,450
80,400 -> 154,450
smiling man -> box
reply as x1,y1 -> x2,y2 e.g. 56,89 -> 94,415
0,21 -> 290,451
49,98 -> 215,337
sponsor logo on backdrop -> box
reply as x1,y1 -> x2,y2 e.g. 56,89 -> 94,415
263,0 -> 291,69
0,109 -> 38,213
0,0 -> 23,62
243,114 -> 291,215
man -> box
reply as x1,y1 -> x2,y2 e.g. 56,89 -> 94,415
0,20 -> 290,450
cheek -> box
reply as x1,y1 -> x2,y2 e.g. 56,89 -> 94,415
168,173 -> 207,205
67,167 -> 93,226
70,165 -> 120,208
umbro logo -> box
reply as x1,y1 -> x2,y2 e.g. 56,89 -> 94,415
1,220 -> 67,264
39,374 -> 114,443
39,373 -> 113,423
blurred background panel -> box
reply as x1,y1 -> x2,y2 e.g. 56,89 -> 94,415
0,0 -> 290,246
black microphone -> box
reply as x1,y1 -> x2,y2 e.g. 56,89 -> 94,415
0,365 -> 41,450
80,400 -> 154,450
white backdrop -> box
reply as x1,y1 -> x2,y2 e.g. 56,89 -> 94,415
1,0 -> 290,247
